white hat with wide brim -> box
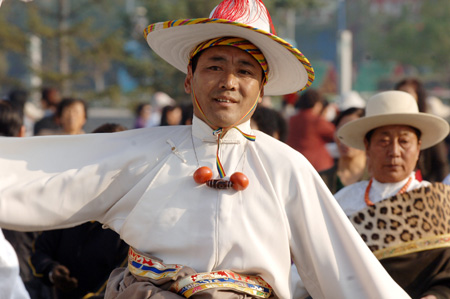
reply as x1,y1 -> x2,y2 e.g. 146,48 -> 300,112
337,90 -> 449,150
143,0 -> 314,96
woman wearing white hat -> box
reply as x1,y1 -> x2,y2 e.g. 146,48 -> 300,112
335,90 -> 450,299
0,1 -> 410,299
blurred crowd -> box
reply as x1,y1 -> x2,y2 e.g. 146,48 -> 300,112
2,76 -> 450,299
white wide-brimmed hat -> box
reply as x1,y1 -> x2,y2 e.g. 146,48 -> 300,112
338,91 -> 366,111
143,0 -> 314,96
337,90 -> 449,150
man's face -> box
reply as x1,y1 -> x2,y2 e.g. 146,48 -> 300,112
184,46 -> 264,129
365,125 -> 421,183
60,102 -> 86,134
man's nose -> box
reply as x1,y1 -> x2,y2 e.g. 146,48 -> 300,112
388,140 -> 401,156
220,71 -> 238,90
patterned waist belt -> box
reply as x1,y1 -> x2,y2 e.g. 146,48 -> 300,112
128,247 -> 184,280
169,270 -> 273,298
128,247 -> 273,298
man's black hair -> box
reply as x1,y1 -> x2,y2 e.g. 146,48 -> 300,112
251,106 -> 288,142
0,100 -> 23,137
8,89 -> 28,120
295,89 -> 323,110
56,98 -> 88,119
92,123 -> 127,133
333,107 -> 365,127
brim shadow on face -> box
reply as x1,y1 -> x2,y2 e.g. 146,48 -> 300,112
337,113 -> 450,150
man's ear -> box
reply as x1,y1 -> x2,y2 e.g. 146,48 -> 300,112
364,138 -> 370,158
416,139 -> 422,161
258,88 -> 264,104
18,125 -> 26,137
363,138 -> 369,150
184,66 -> 193,94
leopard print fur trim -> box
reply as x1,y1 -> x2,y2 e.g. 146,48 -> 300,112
349,182 -> 450,260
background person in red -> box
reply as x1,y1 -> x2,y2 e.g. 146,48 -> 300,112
287,89 -> 335,171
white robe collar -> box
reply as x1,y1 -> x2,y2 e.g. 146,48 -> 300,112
191,115 -> 253,144
371,172 -> 416,201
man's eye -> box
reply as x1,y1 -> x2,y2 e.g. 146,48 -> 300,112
239,69 -> 252,75
400,139 -> 411,145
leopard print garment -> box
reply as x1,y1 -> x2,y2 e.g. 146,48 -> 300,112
350,182 -> 450,260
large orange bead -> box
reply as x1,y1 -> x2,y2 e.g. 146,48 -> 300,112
193,166 -> 213,184
230,172 -> 249,191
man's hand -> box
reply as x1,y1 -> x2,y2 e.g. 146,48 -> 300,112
50,265 -> 78,291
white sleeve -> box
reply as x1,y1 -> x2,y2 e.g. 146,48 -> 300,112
0,230 -> 30,299
0,130 -> 161,231
286,157 -> 410,299
290,264 -> 310,299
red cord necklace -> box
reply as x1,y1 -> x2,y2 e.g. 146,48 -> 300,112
364,176 -> 413,206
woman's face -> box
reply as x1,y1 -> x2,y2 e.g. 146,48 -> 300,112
166,107 -> 182,126
335,113 -> 365,158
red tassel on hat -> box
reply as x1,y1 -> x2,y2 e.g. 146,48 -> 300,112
211,0 -> 276,34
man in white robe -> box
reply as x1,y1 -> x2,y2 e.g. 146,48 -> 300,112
0,1 -> 410,298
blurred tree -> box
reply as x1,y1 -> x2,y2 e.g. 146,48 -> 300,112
0,0 -> 329,105
367,0 -> 450,79
25,0 -> 128,100
0,3 -> 28,89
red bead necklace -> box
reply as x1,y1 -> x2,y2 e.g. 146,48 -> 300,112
364,176 -> 413,206
193,166 -> 249,191
191,130 -> 251,191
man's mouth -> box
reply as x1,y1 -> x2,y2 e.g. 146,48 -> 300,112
386,164 -> 401,168
215,98 -> 233,103
214,95 -> 237,104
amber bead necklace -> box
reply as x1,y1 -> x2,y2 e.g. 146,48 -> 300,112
364,176 -> 413,206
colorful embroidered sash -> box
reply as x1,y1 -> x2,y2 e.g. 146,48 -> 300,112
128,247 -> 273,298
128,247 -> 184,280
170,270 -> 272,298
